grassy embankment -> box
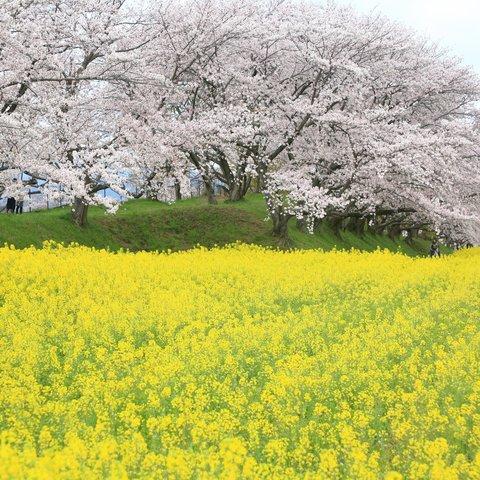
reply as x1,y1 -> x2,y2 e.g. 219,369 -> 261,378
0,193 -> 438,255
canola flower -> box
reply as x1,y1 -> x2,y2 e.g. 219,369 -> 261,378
0,243 -> 479,479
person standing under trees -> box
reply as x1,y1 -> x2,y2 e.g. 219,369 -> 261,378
430,239 -> 441,258
6,196 -> 15,214
15,190 -> 25,214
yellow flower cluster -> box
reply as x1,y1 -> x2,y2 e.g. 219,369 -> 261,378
0,243 -> 479,479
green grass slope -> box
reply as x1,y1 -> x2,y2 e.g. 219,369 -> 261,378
0,194 -> 436,255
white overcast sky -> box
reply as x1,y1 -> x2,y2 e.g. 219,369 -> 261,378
334,0 -> 480,72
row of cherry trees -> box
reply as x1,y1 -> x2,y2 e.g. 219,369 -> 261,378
1,0 -> 479,243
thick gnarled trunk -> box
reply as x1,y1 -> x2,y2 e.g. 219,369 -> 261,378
270,206 -> 292,248
72,197 -> 89,227
227,177 -> 251,202
253,170 -> 265,194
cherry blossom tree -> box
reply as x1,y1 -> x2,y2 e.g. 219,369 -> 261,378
138,0 -> 479,243
1,0 -> 478,242
1,0 -> 152,225
119,0 -> 263,204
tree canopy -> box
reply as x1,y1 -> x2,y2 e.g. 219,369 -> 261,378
1,0 -> 479,242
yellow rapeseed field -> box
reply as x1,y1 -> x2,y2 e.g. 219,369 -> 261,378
0,244 -> 479,480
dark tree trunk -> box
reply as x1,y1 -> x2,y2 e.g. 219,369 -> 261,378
406,228 -> 418,246
270,207 -> 292,248
216,153 -> 251,202
371,215 -> 385,235
295,215 -> 321,233
174,180 -> 182,201
204,180 -> 217,205
345,216 -> 355,232
350,216 -> 366,236
226,175 -> 251,202
252,175 -> 264,194
254,166 -> 265,193
272,214 -> 289,238
329,216 -> 344,237
72,197 -> 89,227
228,184 -> 242,202
388,224 -> 402,240
296,217 -> 307,232
227,183 -> 245,202
186,151 -> 216,204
